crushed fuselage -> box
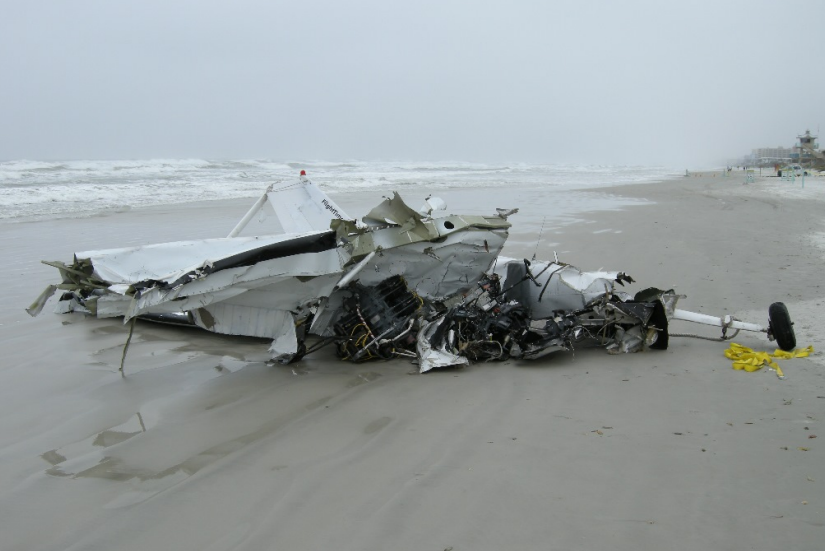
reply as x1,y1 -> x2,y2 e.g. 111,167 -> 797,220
29,176 -> 706,371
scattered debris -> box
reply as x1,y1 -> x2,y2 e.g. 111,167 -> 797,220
27,173 -> 809,373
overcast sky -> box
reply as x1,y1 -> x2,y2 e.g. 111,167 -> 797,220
2,1 -> 823,166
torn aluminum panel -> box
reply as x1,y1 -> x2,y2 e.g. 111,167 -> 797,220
417,318 -> 469,373
331,195 -> 510,298
26,284 -> 58,317
309,193 -> 511,337
494,257 -> 635,316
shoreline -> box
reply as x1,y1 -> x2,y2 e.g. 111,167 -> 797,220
1,173 -> 823,550
1,168 -> 680,227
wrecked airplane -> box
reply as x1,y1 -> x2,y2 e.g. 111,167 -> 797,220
28,173 -> 797,372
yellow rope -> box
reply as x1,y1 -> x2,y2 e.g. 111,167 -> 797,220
724,343 -> 814,379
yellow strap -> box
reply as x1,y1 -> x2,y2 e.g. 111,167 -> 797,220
724,343 -> 814,378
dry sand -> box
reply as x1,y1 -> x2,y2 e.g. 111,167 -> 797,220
1,173 -> 823,550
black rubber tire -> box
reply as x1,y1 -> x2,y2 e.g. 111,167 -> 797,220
768,302 -> 796,351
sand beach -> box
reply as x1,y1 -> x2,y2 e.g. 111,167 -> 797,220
1,172 -> 823,550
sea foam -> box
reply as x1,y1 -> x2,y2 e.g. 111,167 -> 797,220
0,159 -> 677,221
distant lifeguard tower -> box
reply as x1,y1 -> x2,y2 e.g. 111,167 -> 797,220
796,129 -> 825,169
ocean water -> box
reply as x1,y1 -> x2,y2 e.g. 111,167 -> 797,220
0,159 -> 677,222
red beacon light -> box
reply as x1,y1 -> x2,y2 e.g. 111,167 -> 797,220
300,170 -> 307,176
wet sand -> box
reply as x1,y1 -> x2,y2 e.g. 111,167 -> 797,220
1,173 -> 823,550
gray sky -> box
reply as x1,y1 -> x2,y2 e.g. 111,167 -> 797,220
2,0 -> 823,166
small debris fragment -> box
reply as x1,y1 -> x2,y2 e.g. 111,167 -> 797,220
809,435 -> 817,439
602,426 -> 613,429
808,477 -> 815,482
673,432 -> 683,436
783,399 -> 792,405
592,430 -> 603,435
701,448 -> 706,452
781,447 -> 789,450
798,447 -> 809,451
802,501 -> 808,505
727,422 -> 733,426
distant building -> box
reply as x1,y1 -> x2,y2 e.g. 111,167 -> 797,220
751,146 -> 794,162
742,130 -> 823,168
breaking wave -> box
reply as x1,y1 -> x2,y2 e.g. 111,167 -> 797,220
0,159 -> 678,221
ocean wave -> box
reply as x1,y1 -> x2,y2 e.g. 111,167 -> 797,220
0,159 -> 678,221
